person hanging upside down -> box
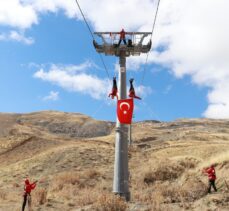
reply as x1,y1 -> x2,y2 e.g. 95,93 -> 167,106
108,77 -> 118,99
129,78 -> 141,100
22,178 -> 37,211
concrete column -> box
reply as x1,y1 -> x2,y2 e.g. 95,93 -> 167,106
113,52 -> 130,201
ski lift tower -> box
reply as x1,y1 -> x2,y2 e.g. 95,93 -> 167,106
93,31 -> 151,201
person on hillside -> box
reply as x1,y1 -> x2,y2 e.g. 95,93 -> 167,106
108,77 -> 118,99
203,164 -> 217,194
22,178 -> 37,211
117,29 -> 127,47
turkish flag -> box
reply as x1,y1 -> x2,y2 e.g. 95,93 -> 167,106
117,98 -> 134,124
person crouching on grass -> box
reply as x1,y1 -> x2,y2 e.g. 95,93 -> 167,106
22,178 -> 37,211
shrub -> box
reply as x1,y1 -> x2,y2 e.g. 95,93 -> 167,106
84,169 -> 100,179
143,158 -> 199,185
0,190 -> 7,200
93,193 -> 127,211
143,163 -> 184,185
34,188 -> 47,205
75,187 -> 98,206
51,172 -> 81,192
157,177 -> 207,203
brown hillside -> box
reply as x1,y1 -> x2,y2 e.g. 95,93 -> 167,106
0,111 -> 228,211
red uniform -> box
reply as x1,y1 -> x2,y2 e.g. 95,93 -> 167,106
22,179 -> 37,211
129,90 -> 141,100
117,29 -> 127,46
205,166 -> 216,180
24,179 -> 36,194
108,77 -> 118,99
129,78 -> 141,100
120,29 -> 126,39
204,166 -> 217,193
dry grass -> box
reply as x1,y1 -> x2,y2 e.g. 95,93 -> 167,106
50,169 -> 100,193
0,189 -> 7,200
143,158 -> 198,185
51,172 -> 81,192
198,149 -> 229,169
74,187 -> 99,206
33,188 -> 47,205
93,193 -> 128,211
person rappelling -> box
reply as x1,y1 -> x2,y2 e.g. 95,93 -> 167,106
117,29 -> 127,47
22,178 -> 37,211
129,78 -> 141,100
108,77 -> 118,99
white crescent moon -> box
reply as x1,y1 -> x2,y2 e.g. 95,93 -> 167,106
120,102 -> 130,114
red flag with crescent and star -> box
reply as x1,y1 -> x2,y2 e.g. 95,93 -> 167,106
117,98 -> 134,124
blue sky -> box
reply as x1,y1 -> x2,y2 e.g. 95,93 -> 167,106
0,0 -> 228,121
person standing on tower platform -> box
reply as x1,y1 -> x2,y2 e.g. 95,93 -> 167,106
117,29 -> 127,47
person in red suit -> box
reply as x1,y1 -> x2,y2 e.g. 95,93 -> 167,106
117,29 -> 127,46
22,178 -> 37,211
129,78 -> 141,100
108,77 -> 118,99
203,164 -> 217,193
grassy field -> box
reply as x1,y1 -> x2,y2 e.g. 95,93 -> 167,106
0,111 -> 228,210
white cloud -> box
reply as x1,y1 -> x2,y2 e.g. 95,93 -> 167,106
34,62 -> 152,100
0,0 -> 38,29
43,91 -> 59,101
203,83 -> 229,119
154,0 -> 229,118
48,61 -> 99,74
124,0 -> 229,119
74,0 -> 157,31
27,0 -> 76,18
132,85 -> 152,99
0,0 -> 78,30
34,63 -> 110,100
0,31 -> 34,44
0,0 -> 156,31
9,31 -> 34,44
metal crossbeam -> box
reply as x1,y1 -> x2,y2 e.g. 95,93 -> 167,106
93,32 -> 152,57
94,32 -> 151,35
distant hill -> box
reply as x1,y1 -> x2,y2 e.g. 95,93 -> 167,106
0,111 -> 115,138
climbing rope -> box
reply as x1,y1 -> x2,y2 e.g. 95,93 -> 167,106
140,0 -> 161,86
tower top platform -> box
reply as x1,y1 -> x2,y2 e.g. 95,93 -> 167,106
93,32 -> 152,57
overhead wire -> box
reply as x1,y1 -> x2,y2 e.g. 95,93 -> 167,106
140,0 -> 161,86
138,0 -> 161,121
74,0 -> 111,80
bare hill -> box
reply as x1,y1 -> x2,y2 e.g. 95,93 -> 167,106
0,111 -> 114,138
0,111 -> 228,211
